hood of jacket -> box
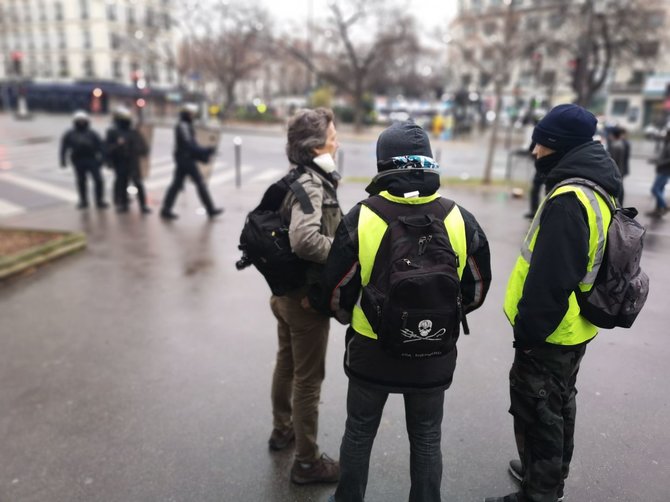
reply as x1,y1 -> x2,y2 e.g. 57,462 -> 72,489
365,170 -> 440,197
545,140 -> 622,196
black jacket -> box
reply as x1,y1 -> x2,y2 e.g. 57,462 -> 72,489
512,141 -> 622,349
314,171 -> 492,393
174,118 -> 212,167
105,122 -> 148,174
60,127 -> 104,168
652,140 -> 670,175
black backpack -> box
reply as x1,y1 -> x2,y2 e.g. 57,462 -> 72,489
556,178 -> 650,329
237,167 -> 314,296
70,130 -> 97,157
359,195 -> 469,359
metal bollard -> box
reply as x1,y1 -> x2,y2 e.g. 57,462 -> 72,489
337,149 -> 344,176
233,136 -> 242,188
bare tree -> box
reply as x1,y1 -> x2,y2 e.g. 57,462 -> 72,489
446,1 -> 545,184
280,0 -> 419,131
185,2 -> 273,118
557,0 -> 666,107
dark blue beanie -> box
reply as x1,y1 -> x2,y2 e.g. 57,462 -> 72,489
532,104 -> 597,152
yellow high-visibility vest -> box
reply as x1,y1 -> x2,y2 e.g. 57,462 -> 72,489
504,184 -> 613,345
351,191 -> 467,339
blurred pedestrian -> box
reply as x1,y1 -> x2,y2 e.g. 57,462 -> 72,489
159,103 -> 223,220
486,104 -> 623,502
106,106 -> 151,214
268,108 -> 343,485
59,110 -> 108,209
608,126 -> 630,205
647,129 -> 670,218
524,113 -> 544,219
316,121 -> 491,502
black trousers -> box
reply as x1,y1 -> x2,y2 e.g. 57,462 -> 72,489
73,162 -> 104,206
509,344 -> 587,502
113,165 -> 147,209
161,161 -> 215,214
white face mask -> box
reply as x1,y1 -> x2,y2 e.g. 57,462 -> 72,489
313,153 -> 337,173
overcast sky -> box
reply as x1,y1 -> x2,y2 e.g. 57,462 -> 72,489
260,0 -> 458,32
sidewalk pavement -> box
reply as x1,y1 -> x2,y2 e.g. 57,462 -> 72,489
0,178 -> 669,502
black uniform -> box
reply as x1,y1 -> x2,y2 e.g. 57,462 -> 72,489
60,121 -> 107,208
160,112 -> 219,218
106,118 -> 149,213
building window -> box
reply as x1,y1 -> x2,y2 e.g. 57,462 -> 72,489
107,4 -> 117,21
58,30 -> 66,49
646,11 -> 665,29
526,17 -> 540,30
82,29 -> 91,49
611,99 -> 629,116
112,59 -> 122,78
128,6 -> 135,25
110,33 -> 121,50
59,56 -> 69,77
84,57 -> 94,77
80,0 -> 88,20
146,7 -> 155,28
637,41 -> 659,58
483,21 -> 497,36
548,12 -> 564,29
628,70 -> 646,86
55,2 -> 64,21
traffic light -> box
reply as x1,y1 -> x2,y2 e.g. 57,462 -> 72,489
11,51 -> 23,76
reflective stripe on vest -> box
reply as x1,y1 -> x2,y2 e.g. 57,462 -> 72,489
504,184 -> 613,345
351,191 -> 468,340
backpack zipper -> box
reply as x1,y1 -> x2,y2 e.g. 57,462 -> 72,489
418,235 -> 433,256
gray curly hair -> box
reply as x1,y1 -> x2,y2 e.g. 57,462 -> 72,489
286,108 -> 334,166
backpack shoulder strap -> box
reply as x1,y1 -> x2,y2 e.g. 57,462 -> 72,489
552,177 -> 616,212
361,194 -> 393,223
363,194 -> 455,223
436,197 -> 456,218
287,166 -> 314,214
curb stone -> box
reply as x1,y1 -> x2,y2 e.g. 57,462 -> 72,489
0,229 -> 87,281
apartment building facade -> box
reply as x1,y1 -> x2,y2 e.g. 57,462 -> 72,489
450,0 -> 670,129
0,0 -> 178,88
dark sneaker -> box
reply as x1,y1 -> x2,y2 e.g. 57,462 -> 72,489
506,462 -> 565,502
160,211 -> 178,220
290,453 -> 340,485
268,428 -> 294,451
96,201 -> 109,209
141,206 -> 152,215
523,211 -> 535,220
208,208 -> 224,218
77,202 -> 89,210
116,205 -> 129,213
645,208 -> 666,218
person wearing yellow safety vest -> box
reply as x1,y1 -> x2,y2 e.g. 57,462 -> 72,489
485,104 -> 623,502
310,121 -> 491,502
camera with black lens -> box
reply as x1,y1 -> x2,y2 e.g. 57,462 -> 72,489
235,252 -> 252,270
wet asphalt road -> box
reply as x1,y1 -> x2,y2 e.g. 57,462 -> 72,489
1,135 -> 670,501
